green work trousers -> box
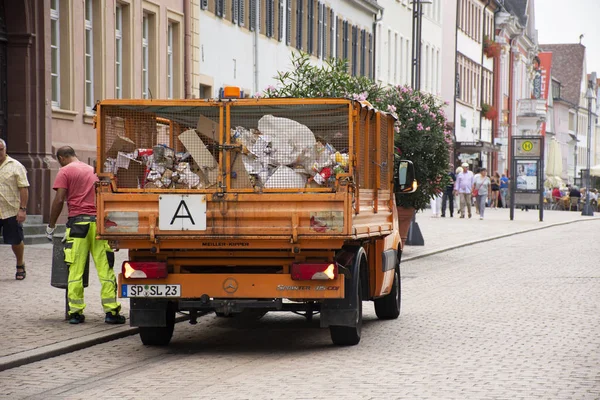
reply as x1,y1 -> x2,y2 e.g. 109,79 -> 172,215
64,220 -> 120,315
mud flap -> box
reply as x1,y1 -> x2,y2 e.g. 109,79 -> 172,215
320,246 -> 364,328
130,299 -> 171,327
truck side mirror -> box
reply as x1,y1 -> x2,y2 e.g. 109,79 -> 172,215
396,160 -> 417,194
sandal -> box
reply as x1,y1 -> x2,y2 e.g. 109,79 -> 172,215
15,265 -> 26,280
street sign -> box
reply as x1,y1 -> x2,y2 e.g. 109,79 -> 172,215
515,138 -> 542,157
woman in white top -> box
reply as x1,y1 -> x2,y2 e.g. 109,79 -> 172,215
472,168 -> 491,220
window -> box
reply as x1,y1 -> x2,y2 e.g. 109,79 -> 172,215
115,5 -> 123,99
342,20 -> 348,60
317,1 -> 322,58
360,29 -> 366,77
85,0 -> 94,112
215,0 -> 225,17
265,0 -> 275,38
51,0 -> 60,107
142,14 -> 149,99
295,0 -> 303,50
321,4 -> 327,58
393,32 -> 398,84
278,0 -> 284,41
167,23 -> 173,99
457,54 -> 482,107
249,0 -> 257,31
387,29 -> 391,82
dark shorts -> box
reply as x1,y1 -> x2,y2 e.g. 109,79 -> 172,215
491,184 -> 500,191
0,216 -> 24,245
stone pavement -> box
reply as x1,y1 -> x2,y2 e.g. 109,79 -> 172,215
1,215 -> 598,399
0,208 -> 597,372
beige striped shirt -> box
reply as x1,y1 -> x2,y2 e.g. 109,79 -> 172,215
0,156 -> 30,219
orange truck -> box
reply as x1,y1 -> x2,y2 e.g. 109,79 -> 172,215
95,97 -> 416,346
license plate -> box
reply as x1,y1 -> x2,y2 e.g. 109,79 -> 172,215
121,284 -> 181,298
159,194 -> 207,231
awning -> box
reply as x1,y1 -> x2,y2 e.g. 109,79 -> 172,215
455,141 -> 502,153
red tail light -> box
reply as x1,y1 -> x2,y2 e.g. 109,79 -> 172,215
291,263 -> 338,281
122,261 -> 168,279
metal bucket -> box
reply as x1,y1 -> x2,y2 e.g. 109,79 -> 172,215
51,236 -> 89,289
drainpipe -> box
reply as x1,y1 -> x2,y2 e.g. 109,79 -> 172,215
253,3 -> 259,94
184,0 -> 191,98
372,9 -> 384,81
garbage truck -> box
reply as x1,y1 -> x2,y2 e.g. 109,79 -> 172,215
94,96 -> 416,346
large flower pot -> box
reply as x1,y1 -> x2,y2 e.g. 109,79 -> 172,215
396,206 -> 415,247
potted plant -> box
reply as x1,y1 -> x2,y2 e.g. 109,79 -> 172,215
264,52 -> 451,243
483,35 -> 501,58
481,103 -> 498,120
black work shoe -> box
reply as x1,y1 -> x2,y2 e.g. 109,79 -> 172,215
105,312 -> 126,324
441,214 -> 445,218
69,313 -> 85,324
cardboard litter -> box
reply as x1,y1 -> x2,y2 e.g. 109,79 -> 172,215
230,153 -> 251,189
178,129 -> 218,169
116,159 -> 145,188
197,114 -> 219,142
106,135 -> 136,159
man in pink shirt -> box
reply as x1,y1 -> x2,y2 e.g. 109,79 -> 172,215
47,146 -> 125,325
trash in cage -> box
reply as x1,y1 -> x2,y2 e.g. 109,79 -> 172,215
264,166 -> 307,189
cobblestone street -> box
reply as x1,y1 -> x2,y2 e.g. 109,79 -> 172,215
1,214 -> 598,399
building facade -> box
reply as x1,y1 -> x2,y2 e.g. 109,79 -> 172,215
494,0 -> 538,176
1,0 -> 186,220
190,0 -> 381,99
453,0 -> 498,172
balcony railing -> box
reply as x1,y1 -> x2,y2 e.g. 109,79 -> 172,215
517,99 -> 547,118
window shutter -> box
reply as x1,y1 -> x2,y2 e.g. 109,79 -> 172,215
269,0 -> 275,38
232,0 -> 239,24
317,2 -> 322,58
279,0 -> 284,41
239,0 -> 245,26
296,0 -> 303,50
360,29 -> 366,76
286,0 -> 292,45
215,0 -> 222,17
307,0 -> 312,54
250,0 -> 257,31
368,32 -> 373,79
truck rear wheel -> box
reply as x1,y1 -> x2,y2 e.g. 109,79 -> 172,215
374,267 -> 401,320
139,303 -> 175,346
329,275 -> 363,346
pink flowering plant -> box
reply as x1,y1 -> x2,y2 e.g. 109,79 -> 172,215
265,52 -> 451,211
374,85 -> 451,210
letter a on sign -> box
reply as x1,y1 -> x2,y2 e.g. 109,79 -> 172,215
159,195 -> 207,231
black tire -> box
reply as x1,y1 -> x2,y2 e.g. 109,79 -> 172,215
139,303 -> 175,346
374,267 -> 401,320
330,274 -> 363,346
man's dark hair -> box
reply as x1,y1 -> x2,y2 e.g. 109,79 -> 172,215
480,168 -> 487,172
56,146 -> 76,159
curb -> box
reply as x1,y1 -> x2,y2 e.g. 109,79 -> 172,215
402,216 -> 600,263
0,315 -> 190,372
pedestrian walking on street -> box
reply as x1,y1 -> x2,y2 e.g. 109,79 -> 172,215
46,146 -> 125,325
500,172 -> 509,208
490,172 -> 500,208
454,162 -> 474,218
473,168 -> 491,220
473,168 -> 482,214
0,139 -> 30,280
441,166 -> 456,217
430,190 -> 442,217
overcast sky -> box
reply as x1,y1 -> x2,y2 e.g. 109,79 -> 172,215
535,0 -> 600,74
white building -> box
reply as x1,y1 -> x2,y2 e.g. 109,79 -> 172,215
453,0 -> 498,172
376,0 -> 443,97
190,0 -> 382,98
